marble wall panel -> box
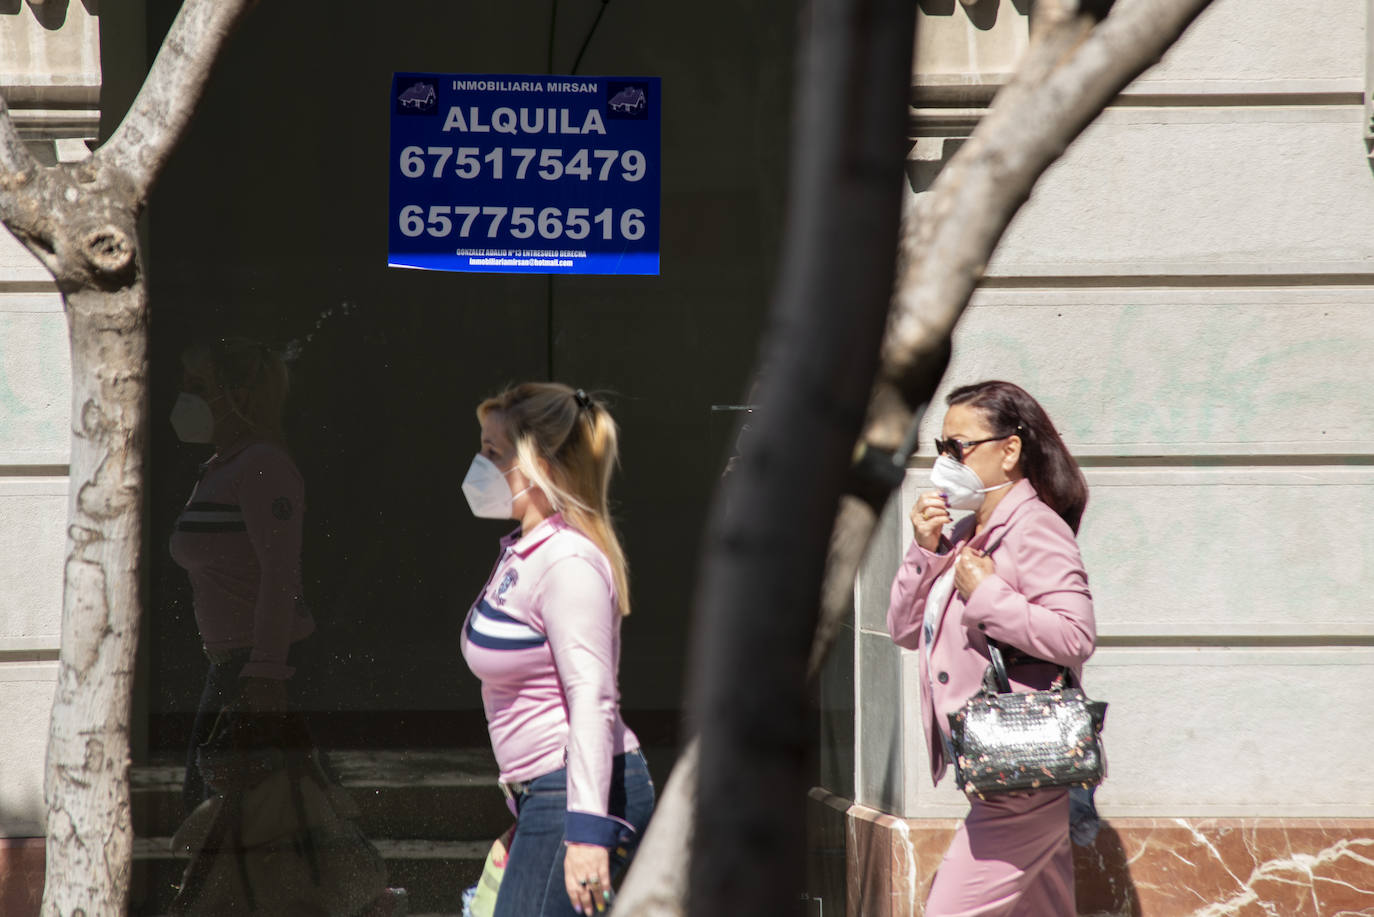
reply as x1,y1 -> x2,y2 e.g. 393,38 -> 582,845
819,622 -> 856,800
1086,647 -> 1374,817
0,838 -> 43,917
1079,818 -> 1374,917
0,479 -> 66,645
857,494 -> 903,635
915,287 -> 1374,456
1133,0 -> 1365,91
812,796 -> 1374,917
0,230 -> 60,285
1079,467 -> 1374,638
862,605 -> 1374,818
971,109 -> 1374,277
0,312 -> 70,464
0,663 -> 57,837
857,630 -> 907,814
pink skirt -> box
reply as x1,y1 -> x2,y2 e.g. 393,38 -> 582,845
924,788 -> 1073,916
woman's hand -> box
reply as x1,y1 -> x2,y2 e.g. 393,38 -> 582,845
910,490 -> 952,552
953,546 -> 996,601
564,842 -> 611,915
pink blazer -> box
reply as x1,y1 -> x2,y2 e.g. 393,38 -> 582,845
887,478 -> 1096,786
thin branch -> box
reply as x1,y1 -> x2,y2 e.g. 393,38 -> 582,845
99,0 -> 257,202
805,0 -> 1219,679
877,0 -> 1217,424
0,94 -> 36,176
801,0 -> 1223,702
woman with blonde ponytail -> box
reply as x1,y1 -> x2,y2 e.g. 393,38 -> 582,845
459,383 -> 654,917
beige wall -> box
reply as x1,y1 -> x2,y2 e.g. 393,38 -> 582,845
0,1 -> 99,838
847,0 -> 1374,820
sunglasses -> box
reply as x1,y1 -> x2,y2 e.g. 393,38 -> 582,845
933,434 -> 1012,463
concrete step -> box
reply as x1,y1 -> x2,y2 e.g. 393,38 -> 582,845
132,748 -> 513,842
128,744 -> 678,915
130,748 -> 506,916
130,836 -> 488,917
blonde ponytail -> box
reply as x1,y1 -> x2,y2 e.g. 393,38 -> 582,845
478,383 -> 632,616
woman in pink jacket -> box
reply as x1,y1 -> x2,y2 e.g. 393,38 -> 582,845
887,380 -> 1095,916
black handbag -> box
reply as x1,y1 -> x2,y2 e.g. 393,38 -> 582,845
947,639 -> 1107,797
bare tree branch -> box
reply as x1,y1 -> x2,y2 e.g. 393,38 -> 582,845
619,2 -> 1218,912
99,0 -> 257,201
809,0 -> 1218,683
877,0 -> 1217,429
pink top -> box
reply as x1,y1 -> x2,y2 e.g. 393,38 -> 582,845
887,479 -> 1095,785
168,439 -> 315,680
460,513 -> 639,847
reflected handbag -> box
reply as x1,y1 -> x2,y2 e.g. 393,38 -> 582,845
173,705 -> 390,916
946,639 -> 1107,797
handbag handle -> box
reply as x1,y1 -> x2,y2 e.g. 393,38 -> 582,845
978,529 -> 1015,694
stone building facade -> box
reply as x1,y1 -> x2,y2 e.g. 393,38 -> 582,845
810,0 -> 1374,914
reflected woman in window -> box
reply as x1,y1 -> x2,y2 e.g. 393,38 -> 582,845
887,380 -> 1096,916
169,337 -> 315,813
460,383 -> 655,917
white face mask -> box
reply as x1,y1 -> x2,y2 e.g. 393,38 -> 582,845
929,453 -> 1012,511
170,392 -> 215,444
462,454 -> 534,519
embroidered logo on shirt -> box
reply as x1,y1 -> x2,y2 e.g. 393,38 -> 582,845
272,497 -> 293,521
495,569 -> 519,603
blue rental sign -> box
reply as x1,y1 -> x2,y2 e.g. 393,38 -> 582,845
389,73 -> 661,275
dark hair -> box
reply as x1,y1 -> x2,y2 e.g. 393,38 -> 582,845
946,380 -> 1088,533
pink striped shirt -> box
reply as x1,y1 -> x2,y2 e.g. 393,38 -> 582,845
460,514 -> 639,845
168,439 -> 315,680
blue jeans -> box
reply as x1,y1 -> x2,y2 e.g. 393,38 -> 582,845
183,649 -> 252,814
182,642 -> 322,815
493,750 -> 656,917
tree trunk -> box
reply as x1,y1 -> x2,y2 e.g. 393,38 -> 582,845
684,0 -> 916,912
0,2 -> 257,911
44,282 -> 147,915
